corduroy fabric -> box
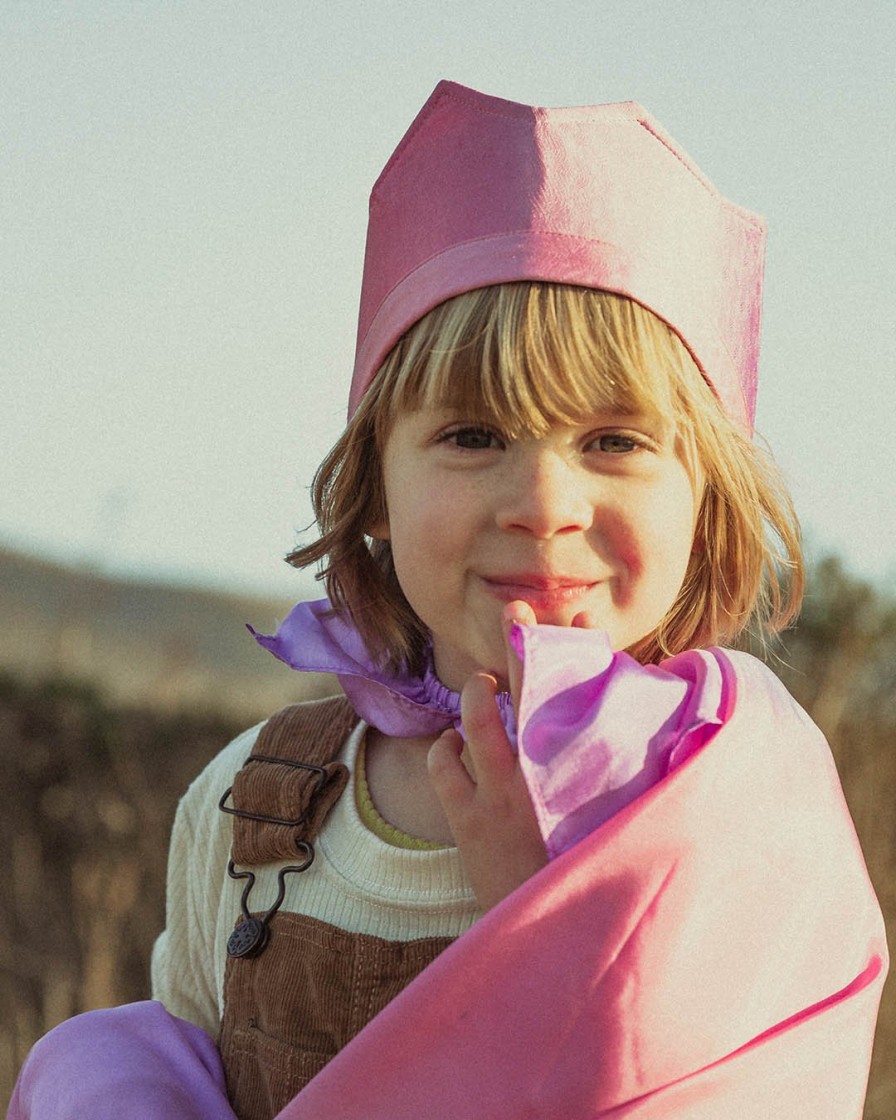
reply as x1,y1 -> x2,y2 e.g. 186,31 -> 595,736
227,697 -> 357,864
220,914 -> 453,1119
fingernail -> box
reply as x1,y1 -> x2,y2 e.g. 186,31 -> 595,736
502,601 -> 528,624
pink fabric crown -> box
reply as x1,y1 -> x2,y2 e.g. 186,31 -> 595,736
349,80 -> 767,431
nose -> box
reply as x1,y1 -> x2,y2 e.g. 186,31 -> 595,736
495,446 -> 594,538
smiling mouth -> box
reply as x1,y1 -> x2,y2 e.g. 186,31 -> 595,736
480,575 -> 597,610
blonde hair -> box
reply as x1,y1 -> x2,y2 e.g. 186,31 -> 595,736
289,283 -> 803,671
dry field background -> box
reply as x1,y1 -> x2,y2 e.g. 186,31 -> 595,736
1,549 -> 893,1116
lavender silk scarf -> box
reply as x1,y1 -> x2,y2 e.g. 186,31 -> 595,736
250,599 -> 726,858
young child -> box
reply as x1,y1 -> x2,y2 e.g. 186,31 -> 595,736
10,80 -> 887,1120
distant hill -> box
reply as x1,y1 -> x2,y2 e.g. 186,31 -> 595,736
0,547 -> 338,718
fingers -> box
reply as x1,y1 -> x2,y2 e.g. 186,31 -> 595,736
427,727 -> 472,803
460,672 -> 515,785
428,671 -> 515,806
503,599 -> 537,628
428,675 -> 548,912
431,600 -> 609,912
501,600 -> 534,708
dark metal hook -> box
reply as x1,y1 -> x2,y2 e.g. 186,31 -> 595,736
225,843 -> 314,958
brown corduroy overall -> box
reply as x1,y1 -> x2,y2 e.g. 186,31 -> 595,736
217,695 -> 454,1120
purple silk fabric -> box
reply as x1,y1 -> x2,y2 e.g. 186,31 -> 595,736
511,621 -> 725,857
7,1002 -> 232,1120
248,597 -> 516,738
251,598 -> 725,858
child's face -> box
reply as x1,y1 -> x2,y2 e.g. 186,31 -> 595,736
371,404 -> 701,691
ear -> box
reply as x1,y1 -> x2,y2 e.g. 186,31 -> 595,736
365,487 -> 390,541
366,517 -> 390,541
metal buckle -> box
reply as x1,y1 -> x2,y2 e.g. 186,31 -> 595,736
218,755 -> 330,827
226,849 -> 314,958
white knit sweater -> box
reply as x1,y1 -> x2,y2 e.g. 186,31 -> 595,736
151,719 -> 480,1038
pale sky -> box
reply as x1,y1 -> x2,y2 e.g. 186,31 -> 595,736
4,1 -> 895,600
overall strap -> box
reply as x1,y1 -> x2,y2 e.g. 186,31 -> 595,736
217,692 -> 457,1117
220,694 -> 358,865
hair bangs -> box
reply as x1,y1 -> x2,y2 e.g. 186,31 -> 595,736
376,284 -> 688,440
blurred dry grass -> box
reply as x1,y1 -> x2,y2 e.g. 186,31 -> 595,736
763,557 -> 896,1119
0,671 -> 336,1110
0,551 -> 893,1116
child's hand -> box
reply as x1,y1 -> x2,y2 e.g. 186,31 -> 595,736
427,601 -> 548,912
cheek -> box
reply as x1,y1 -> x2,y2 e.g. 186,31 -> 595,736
385,492 -> 453,598
612,483 -> 698,589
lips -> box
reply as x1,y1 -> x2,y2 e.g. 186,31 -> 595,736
479,573 -> 597,611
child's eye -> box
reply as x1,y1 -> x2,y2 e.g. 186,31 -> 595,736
440,426 -> 503,450
590,433 -> 643,454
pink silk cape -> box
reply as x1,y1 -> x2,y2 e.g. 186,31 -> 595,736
274,647 -> 886,1120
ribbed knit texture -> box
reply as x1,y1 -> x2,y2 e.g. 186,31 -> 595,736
354,737 -> 448,851
151,699 -> 479,1039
